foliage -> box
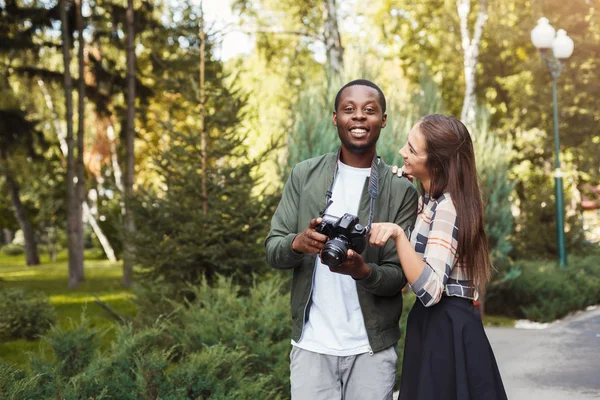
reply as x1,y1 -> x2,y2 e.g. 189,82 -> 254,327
43,316 -> 100,378
395,291 -> 416,388
471,110 -> 515,275
511,128 -> 586,258
0,288 -> 55,341
284,84 -> 338,175
132,9 -> 279,292
0,275 -> 292,399
168,275 -> 292,392
1,244 -> 24,256
485,249 -> 600,322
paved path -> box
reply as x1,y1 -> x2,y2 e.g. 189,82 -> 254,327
486,307 -> 600,400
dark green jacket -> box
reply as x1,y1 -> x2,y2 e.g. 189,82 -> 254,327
265,152 -> 418,353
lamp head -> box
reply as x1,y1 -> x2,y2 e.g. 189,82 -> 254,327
531,17 -> 555,49
553,29 -> 574,59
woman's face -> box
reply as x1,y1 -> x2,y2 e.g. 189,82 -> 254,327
399,123 -> 429,181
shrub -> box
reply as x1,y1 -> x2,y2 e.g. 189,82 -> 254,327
43,318 -> 100,378
0,289 -> 55,340
0,277 -> 289,399
1,244 -> 24,256
168,274 -> 292,395
485,250 -> 600,322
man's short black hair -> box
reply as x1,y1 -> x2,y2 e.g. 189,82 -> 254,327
334,79 -> 387,113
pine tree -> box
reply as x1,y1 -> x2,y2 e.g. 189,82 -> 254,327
132,2 -> 278,292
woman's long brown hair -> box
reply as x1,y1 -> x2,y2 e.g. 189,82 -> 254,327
418,114 -> 491,290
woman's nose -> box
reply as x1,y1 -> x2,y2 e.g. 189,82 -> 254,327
399,145 -> 406,157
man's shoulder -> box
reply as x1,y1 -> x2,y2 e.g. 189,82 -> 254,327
376,158 -> 417,196
291,153 -> 337,176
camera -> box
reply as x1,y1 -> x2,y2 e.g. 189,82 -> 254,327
316,213 -> 369,268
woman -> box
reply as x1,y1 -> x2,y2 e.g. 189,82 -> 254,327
369,114 -> 507,400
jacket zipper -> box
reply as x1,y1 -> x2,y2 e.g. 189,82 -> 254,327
298,261 -> 317,342
356,279 -> 375,355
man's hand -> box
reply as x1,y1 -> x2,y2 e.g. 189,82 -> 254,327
328,249 -> 371,280
291,218 -> 328,254
391,165 -> 413,183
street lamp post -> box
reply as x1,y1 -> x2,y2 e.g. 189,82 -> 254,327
531,17 -> 574,268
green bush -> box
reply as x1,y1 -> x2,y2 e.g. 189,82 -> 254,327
1,244 -> 24,256
0,289 -> 55,341
485,250 -> 600,322
511,130 -> 586,259
0,276 -> 290,399
396,291 -> 416,388
167,275 -> 292,395
43,318 -> 100,378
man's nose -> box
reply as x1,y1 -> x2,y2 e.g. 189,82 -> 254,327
353,111 -> 366,120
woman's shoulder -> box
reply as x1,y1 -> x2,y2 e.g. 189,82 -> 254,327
432,193 -> 457,215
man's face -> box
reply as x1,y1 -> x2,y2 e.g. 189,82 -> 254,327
333,85 -> 387,155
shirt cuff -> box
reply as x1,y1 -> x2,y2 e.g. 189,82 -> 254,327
409,261 -> 434,296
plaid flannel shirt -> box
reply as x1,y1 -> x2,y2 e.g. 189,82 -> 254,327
408,193 -> 478,307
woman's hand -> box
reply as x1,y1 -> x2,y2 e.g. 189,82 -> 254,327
391,165 -> 413,183
369,223 -> 404,247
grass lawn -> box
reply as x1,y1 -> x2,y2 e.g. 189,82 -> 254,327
0,250 -> 136,368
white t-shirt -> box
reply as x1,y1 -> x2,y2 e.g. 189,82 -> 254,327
292,161 -> 372,356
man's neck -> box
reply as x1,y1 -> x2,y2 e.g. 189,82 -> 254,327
339,147 -> 375,168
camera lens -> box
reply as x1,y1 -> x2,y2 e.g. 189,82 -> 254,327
320,238 -> 349,268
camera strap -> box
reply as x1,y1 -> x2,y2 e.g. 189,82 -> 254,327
321,149 -> 379,231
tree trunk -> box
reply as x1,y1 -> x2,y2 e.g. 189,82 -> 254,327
105,119 -> 125,194
3,228 -> 13,245
37,79 -> 118,262
322,0 -> 344,79
122,0 -> 136,287
76,0 -> 86,282
199,3 -> 207,216
4,170 -> 40,266
60,0 -> 84,288
456,0 -> 488,130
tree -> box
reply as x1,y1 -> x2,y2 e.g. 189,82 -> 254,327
456,0 -> 488,128
75,0 -> 86,282
0,105 -> 43,266
199,2 -> 207,215
122,0 -> 136,287
233,0 -> 344,77
60,0 -> 84,287
322,0 -> 344,78
132,3 -> 279,292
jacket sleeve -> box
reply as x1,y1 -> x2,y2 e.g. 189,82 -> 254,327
357,180 -> 418,296
264,166 -> 305,269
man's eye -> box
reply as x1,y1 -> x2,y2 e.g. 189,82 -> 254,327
365,108 -> 374,113
345,107 -> 354,112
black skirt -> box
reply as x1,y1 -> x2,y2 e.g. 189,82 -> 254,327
399,296 -> 508,400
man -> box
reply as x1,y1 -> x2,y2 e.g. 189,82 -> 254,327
265,79 -> 418,400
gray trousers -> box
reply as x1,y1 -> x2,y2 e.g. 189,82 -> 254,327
290,345 -> 398,400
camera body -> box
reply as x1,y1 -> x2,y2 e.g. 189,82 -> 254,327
316,213 -> 369,268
